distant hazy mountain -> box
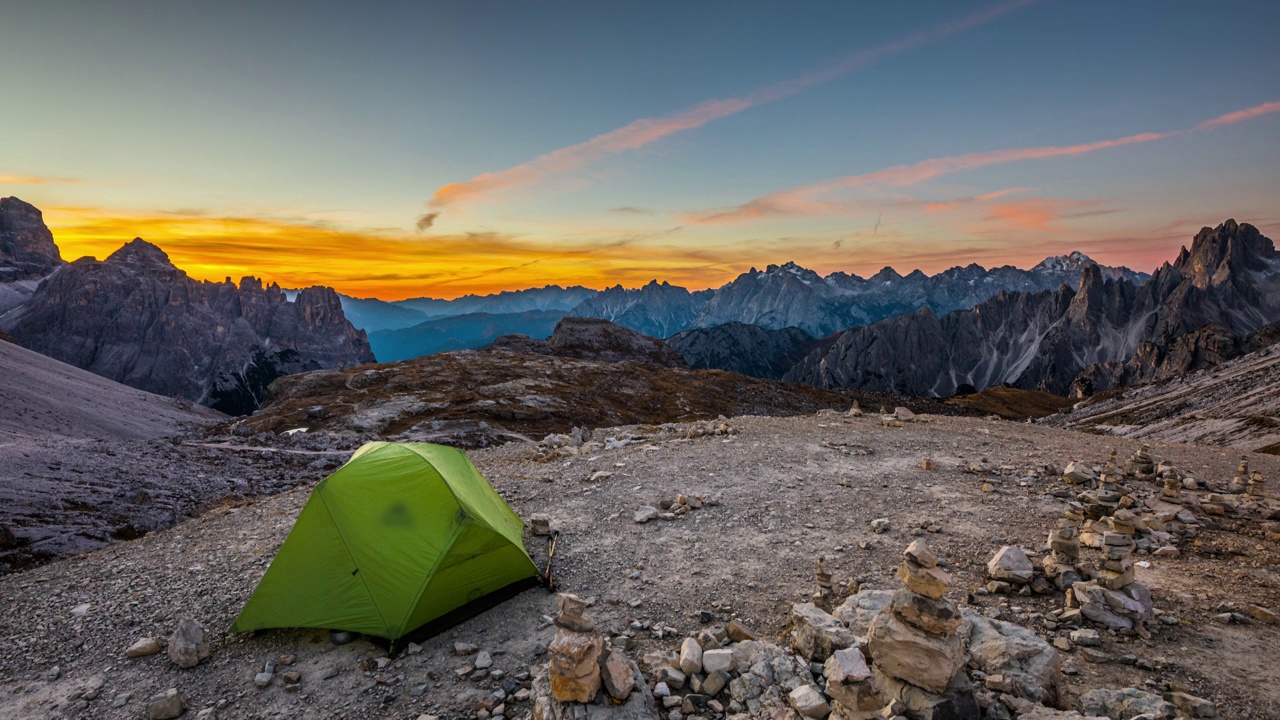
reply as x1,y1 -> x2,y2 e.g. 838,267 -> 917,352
569,280 -> 714,338
396,285 -> 598,319
568,254 -> 1148,338
368,309 -> 567,362
786,219 -> 1280,397
337,295 -> 430,332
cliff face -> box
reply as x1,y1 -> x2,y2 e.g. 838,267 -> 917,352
787,220 -> 1280,397
667,322 -> 822,379
0,197 -> 63,282
3,238 -> 374,414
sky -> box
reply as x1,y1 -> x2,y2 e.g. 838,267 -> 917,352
2,0 -> 1279,300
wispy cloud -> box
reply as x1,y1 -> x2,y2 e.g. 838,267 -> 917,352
684,99 -> 1280,224
426,0 -> 1037,212
0,174 -> 82,186
609,206 -> 655,215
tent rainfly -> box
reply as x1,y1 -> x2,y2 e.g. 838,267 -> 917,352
230,442 -> 539,645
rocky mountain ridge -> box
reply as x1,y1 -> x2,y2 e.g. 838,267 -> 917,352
667,321 -> 824,379
787,220 -> 1280,397
0,196 -> 63,282
1,226 -> 374,414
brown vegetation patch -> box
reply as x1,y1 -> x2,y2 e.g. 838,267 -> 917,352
945,386 -> 1076,419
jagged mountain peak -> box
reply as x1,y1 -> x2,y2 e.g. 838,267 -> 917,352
0,195 -> 63,281
1175,219 -> 1277,287
105,238 -> 175,270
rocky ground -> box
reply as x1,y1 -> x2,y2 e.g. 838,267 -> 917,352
1045,341 -> 1280,454
0,411 -> 1277,719
0,340 -> 334,573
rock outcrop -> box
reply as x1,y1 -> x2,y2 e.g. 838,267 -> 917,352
787,220 -> 1280,397
3,238 -> 373,414
667,322 -> 825,379
0,197 -> 63,282
544,317 -> 688,368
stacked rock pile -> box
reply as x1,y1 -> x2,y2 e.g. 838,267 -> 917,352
1043,503 -> 1084,590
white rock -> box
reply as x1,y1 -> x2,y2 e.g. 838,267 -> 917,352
987,546 -> 1034,584
701,648 -> 734,674
788,684 -> 831,718
634,506 -> 660,524
678,637 -> 703,675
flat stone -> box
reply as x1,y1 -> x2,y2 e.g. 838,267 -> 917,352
890,588 -> 961,635
897,560 -> 951,599
254,672 -> 273,688
904,539 -> 938,568
634,506 -> 661,524
1167,691 -> 1216,718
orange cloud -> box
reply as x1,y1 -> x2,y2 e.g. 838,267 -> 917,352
40,206 -> 756,299
427,0 -> 1037,211
686,99 -> 1280,224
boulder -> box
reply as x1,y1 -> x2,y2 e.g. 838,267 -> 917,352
987,546 -> 1034,584
702,648 -> 735,674
167,618 -> 210,669
833,589 -> 893,637
964,611 -> 1061,705
790,603 -> 855,661
866,610 -> 964,694
1079,687 -> 1176,719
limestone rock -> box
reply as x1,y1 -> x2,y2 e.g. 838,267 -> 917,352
678,637 -> 703,675
702,648 -> 734,674
789,603 -> 855,661
866,610 -> 964,694
548,628 -> 603,703
890,589 -> 961,635
601,649 -> 635,701
126,637 -> 163,658
897,560 -> 951,598
167,618 -> 210,669
987,546 -> 1034,584
874,668 -> 980,720
833,589 -> 893,637
904,538 -> 938,568
1079,687 -> 1175,719
147,688 -> 184,720
788,685 -> 831,718
964,610 -> 1061,705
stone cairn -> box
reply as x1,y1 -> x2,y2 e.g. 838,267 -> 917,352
812,556 -> 835,610
537,593 -> 648,720
1124,445 -> 1155,479
1228,457 -> 1250,494
1043,503 -> 1084,590
866,539 -> 967,701
1248,468 -> 1266,498
1069,524 -> 1154,636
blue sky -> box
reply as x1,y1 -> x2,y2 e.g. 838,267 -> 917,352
2,0 -> 1278,297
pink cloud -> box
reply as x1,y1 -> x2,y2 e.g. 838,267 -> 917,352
686,100 -> 1280,224
427,0 -> 1038,210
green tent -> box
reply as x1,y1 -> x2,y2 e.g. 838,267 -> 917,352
231,441 -> 539,644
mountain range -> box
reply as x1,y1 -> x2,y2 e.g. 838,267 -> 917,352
786,219 -> 1280,397
329,249 -> 1150,354
0,199 -> 373,414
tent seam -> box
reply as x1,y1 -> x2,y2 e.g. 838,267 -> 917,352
315,485 -> 391,635
398,522 -> 467,639
405,445 -> 524,544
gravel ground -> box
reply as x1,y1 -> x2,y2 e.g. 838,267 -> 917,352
0,412 -> 1277,719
